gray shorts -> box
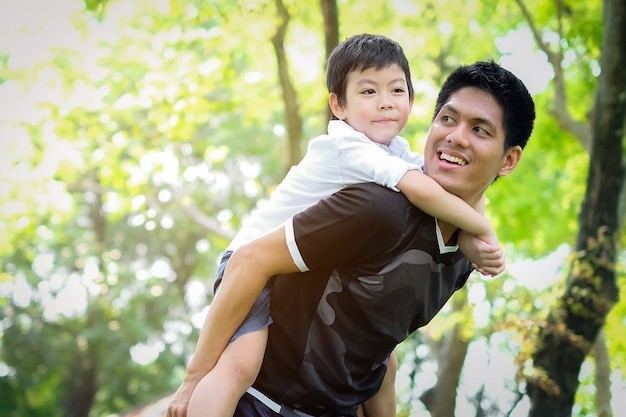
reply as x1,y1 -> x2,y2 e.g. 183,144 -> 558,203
214,251 -> 273,343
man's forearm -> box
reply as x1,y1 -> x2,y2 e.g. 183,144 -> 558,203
184,225 -> 300,380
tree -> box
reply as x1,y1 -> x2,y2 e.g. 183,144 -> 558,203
1,1 -> 624,416
526,0 -> 626,415
271,0 -> 304,171
1,1 -> 289,415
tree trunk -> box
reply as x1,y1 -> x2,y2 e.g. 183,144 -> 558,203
420,291 -> 470,417
61,172 -> 104,417
526,0 -> 626,415
320,0 -> 339,122
271,0 -> 304,170
594,330 -> 612,417
420,325 -> 469,417
61,350 -> 98,417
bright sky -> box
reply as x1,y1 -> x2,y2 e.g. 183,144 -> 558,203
496,26 -> 554,95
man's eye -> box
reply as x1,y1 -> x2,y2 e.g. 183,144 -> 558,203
474,126 -> 490,136
442,115 -> 454,124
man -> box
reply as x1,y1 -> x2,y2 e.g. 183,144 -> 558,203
168,60 -> 535,417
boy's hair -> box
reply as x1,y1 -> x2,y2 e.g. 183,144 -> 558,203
433,61 -> 536,151
326,34 -> 414,118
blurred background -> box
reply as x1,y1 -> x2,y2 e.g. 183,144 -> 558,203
0,0 -> 624,416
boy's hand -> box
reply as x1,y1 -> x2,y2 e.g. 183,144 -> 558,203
458,230 -> 505,276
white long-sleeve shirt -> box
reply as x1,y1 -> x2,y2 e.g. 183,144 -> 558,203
227,120 -> 424,251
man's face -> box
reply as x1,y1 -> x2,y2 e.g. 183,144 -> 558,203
423,86 -> 522,205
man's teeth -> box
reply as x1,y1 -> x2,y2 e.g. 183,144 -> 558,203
439,152 -> 465,166
440,152 -> 466,166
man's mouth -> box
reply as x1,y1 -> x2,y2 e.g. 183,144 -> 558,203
439,152 -> 466,166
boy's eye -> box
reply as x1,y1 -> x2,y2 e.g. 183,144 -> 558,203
392,88 -> 405,93
362,89 -> 376,95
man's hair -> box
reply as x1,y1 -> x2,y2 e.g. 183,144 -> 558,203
432,61 -> 536,150
326,33 -> 414,117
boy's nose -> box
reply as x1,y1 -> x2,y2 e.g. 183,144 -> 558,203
378,95 -> 393,109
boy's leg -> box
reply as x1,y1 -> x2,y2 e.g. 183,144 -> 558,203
360,351 -> 398,417
187,328 -> 268,417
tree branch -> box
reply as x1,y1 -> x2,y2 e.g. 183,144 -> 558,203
513,0 -> 591,152
272,0 -> 304,170
180,201 -> 235,241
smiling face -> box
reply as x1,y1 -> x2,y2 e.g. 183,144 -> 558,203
424,86 -> 522,206
329,64 -> 412,145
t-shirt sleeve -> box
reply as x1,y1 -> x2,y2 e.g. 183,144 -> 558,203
335,136 -> 422,191
286,183 -> 411,272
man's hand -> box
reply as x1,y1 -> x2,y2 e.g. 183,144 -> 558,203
166,380 -> 198,417
457,230 -> 505,276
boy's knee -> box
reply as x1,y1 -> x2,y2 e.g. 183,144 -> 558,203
223,330 -> 267,388
229,356 -> 261,387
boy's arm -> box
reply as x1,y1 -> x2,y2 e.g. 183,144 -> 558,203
460,194 -> 505,275
395,169 -> 496,241
396,170 -> 505,275
457,230 -> 505,276
167,226 -> 298,417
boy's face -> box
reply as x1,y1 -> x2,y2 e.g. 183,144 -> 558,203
329,64 -> 412,145
423,86 -> 522,206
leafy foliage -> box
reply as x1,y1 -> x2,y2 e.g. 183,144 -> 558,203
0,0 -> 623,416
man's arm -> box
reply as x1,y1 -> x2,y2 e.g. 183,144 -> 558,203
167,226 -> 298,417
192,227 -> 298,374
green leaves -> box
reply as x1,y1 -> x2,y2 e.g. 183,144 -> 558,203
1,0 -> 622,416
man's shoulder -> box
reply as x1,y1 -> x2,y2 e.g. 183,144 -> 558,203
336,182 -> 409,204
326,183 -> 415,228
339,181 -> 401,194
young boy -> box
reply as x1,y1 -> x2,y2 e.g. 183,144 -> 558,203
182,34 -> 503,417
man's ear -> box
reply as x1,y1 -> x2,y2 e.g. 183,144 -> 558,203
498,145 -> 522,177
329,93 -> 345,120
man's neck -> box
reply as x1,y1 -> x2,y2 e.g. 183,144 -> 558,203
437,219 -> 459,245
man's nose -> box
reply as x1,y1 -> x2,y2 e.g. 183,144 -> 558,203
446,125 -> 470,147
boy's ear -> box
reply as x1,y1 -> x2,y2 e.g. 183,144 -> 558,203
329,93 -> 345,120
